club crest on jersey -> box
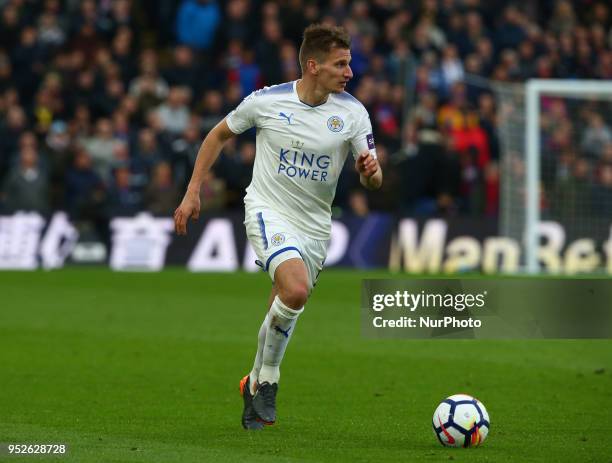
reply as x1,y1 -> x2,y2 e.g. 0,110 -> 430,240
270,233 -> 285,247
327,115 -> 344,132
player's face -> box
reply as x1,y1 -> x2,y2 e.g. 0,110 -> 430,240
318,47 -> 353,93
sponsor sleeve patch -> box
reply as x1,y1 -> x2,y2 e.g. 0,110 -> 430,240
367,133 -> 375,150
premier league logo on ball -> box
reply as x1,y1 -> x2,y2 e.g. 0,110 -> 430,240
327,115 -> 344,132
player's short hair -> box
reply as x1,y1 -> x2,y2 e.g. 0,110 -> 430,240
299,24 -> 351,72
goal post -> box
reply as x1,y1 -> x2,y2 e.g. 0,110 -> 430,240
524,79 -> 612,273
402,74 -> 612,274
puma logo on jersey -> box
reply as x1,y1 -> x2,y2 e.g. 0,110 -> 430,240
279,112 -> 294,124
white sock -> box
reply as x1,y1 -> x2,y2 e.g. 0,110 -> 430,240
258,296 -> 303,385
249,312 -> 269,394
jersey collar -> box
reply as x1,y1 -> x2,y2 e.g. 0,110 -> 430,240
293,80 -> 330,108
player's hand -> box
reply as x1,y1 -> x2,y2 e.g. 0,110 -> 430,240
355,151 -> 378,178
174,189 -> 201,235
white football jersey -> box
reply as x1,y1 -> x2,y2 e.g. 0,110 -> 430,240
226,80 -> 376,240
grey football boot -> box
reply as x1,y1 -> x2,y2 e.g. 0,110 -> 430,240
239,375 -> 265,430
251,381 -> 278,424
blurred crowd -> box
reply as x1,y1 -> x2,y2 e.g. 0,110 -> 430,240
1,0 -> 611,235
539,99 -> 612,219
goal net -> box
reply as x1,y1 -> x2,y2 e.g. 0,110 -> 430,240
495,79 -> 612,274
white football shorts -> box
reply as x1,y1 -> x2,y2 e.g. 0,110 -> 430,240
244,206 -> 328,291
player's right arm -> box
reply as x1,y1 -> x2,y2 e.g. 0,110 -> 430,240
174,118 -> 235,235
175,88 -> 260,234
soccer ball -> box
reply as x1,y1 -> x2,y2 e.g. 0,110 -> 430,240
432,394 -> 490,448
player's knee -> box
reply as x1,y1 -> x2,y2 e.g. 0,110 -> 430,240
279,283 -> 309,309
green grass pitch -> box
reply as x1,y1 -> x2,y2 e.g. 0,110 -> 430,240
0,269 -> 610,462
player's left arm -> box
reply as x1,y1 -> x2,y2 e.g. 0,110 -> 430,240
350,107 -> 382,190
356,151 -> 383,190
